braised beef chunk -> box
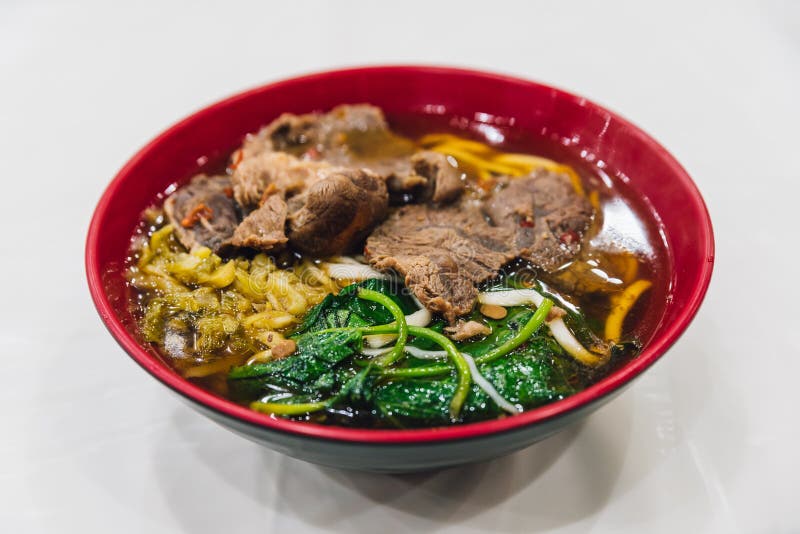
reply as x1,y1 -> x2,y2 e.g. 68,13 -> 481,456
259,112 -> 323,153
365,204 -> 517,322
240,104 -> 393,160
237,105 -> 468,206
410,151 -> 464,203
229,163 -> 388,256
163,174 -> 239,253
228,144 -> 389,255
483,171 -> 593,272
230,194 -> 288,250
287,168 -> 388,256
232,152 -> 331,209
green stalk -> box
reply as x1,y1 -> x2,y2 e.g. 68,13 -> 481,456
406,325 -> 471,421
250,401 -> 327,416
475,299 -> 552,365
377,363 -> 450,378
381,298 -> 554,379
356,288 -> 408,367
304,323 -> 399,336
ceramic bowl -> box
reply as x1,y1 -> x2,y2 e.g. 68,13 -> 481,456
86,66 -> 714,472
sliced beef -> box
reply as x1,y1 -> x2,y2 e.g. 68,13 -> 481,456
230,194 -> 288,250
365,203 -> 517,322
287,168 -> 388,256
163,174 -> 239,253
483,171 -> 593,272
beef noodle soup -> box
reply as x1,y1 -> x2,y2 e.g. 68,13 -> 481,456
125,105 -> 665,428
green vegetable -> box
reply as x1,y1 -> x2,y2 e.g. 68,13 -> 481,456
374,345 -> 577,426
328,365 -> 376,407
251,400 -> 328,416
477,298 -> 552,365
405,325 -> 471,421
294,279 -> 415,335
380,299 -> 553,379
142,299 -> 167,342
228,329 -> 362,399
225,277 -> 606,428
406,320 -> 446,351
456,307 -> 533,357
356,287 -> 408,367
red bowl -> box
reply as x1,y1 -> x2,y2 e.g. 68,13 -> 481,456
86,66 -> 714,472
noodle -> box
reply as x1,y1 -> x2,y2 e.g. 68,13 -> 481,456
605,279 -> 653,342
419,133 -> 585,195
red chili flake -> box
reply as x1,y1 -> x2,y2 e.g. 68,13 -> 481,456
223,187 -> 233,198
304,147 -> 320,160
229,149 -> 244,170
559,230 -> 579,245
180,203 -> 214,228
519,217 -> 535,228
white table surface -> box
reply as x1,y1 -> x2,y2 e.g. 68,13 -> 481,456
2,1 -> 798,532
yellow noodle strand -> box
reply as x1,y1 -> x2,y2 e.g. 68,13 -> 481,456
429,145 -> 525,175
418,133 -> 495,154
421,135 -> 586,196
605,280 -> 652,342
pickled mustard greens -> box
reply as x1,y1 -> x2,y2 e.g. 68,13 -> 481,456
127,222 -> 346,378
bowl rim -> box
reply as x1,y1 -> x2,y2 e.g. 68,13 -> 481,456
86,65 -> 714,444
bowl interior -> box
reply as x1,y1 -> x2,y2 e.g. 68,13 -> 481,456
86,66 -> 713,443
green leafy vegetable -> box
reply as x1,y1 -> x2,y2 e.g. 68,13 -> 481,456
405,325 -> 471,421
374,344 -> 577,427
293,279 -> 415,335
357,287 -> 408,367
228,329 -> 362,399
380,299 -> 552,379
328,365 -> 377,407
225,277 -> 612,428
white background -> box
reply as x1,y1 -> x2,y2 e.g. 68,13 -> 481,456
1,1 -> 798,532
